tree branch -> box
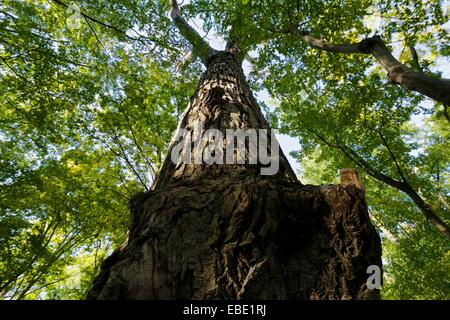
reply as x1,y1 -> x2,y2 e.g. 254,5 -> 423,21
52,0 -> 178,53
96,113 -> 150,190
363,123 -> 409,184
287,26 -> 361,53
408,45 -> 422,72
169,0 -> 216,64
300,120 -> 450,239
84,16 -> 106,51
287,27 -> 450,112
341,145 -> 450,239
116,104 -> 157,177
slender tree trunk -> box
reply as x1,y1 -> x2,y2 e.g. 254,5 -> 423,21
87,51 -> 382,300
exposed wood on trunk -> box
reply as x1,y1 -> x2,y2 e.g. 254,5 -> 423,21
340,168 -> 365,194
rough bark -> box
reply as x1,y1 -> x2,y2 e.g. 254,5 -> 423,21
87,51 -> 382,300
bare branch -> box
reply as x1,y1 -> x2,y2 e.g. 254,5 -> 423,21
95,113 -> 150,190
116,104 -> 157,177
363,123 -> 409,184
303,123 -> 450,239
84,16 -> 106,51
286,26 -> 450,111
377,130 -> 408,183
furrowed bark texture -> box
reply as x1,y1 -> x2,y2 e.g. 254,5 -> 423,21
87,51 -> 382,300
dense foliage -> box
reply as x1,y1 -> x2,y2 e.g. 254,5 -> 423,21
0,0 -> 448,299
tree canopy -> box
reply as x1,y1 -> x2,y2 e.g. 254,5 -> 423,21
0,0 -> 449,299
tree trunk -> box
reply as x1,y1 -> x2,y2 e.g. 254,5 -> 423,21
86,51 -> 382,300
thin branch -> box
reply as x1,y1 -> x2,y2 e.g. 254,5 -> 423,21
363,123 -> 409,184
1,27 -> 71,45
0,47 -> 40,61
0,56 -> 34,85
18,263 -> 93,298
97,114 -> 149,190
52,0 -> 178,53
84,16 -> 106,51
116,167 -> 133,196
15,232 -> 81,299
0,219 -> 60,294
408,45 -> 422,72
377,130 -> 408,183
0,10 -> 18,20
103,186 -> 131,202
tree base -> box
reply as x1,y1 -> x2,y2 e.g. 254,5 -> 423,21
87,168 -> 381,300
